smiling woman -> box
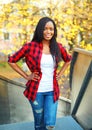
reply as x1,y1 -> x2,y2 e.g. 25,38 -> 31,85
8,17 -> 71,130
0,0 -> 13,4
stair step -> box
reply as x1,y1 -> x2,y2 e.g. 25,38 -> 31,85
0,116 -> 83,130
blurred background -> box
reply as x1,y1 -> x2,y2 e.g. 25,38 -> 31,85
0,0 -> 92,99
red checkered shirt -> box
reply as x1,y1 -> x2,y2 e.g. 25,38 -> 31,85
8,41 -> 71,102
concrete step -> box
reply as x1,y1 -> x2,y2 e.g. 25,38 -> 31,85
0,116 -> 83,130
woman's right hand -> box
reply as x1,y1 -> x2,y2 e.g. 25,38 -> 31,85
27,72 -> 40,81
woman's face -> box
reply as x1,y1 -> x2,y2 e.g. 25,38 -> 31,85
43,21 -> 54,41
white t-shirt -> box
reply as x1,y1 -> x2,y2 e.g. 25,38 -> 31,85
37,53 -> 55,92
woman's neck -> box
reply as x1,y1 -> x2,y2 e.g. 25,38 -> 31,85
42,40 -> 50,54
42,40 -> 50,46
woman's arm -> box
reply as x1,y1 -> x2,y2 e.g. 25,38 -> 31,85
8,62 -> 29,80
57,43 -> 72,79
56,61 -> 70,80
8,62 -> 40,81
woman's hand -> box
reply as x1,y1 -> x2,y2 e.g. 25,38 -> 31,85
56,61 -> 70,80
27,72 -> 40,81
56,73 -> 62,80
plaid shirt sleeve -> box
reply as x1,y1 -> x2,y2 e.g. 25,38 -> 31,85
8,43 -> 29,63
58,43 -> 72,62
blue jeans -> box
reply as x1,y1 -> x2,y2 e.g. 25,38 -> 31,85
29,91 -> 58,130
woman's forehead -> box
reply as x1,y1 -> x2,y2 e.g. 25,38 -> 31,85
45,21 -> 54,27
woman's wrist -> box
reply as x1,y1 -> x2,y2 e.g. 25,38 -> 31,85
25,74 -> 29,80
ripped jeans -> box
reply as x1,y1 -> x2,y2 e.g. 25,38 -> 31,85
29,91 -> 58,130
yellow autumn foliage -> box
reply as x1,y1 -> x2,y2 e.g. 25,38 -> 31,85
0,0 -> 92,52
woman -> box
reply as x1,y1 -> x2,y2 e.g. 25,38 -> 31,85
8,17 -> 71,130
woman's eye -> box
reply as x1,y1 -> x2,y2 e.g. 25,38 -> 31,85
44,28 -> 54,31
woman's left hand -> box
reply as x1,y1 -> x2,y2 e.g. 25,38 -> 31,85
56,73 -> 62,80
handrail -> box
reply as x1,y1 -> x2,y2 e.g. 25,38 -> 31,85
73,48 -> 92,56
0,75 -> 25,88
